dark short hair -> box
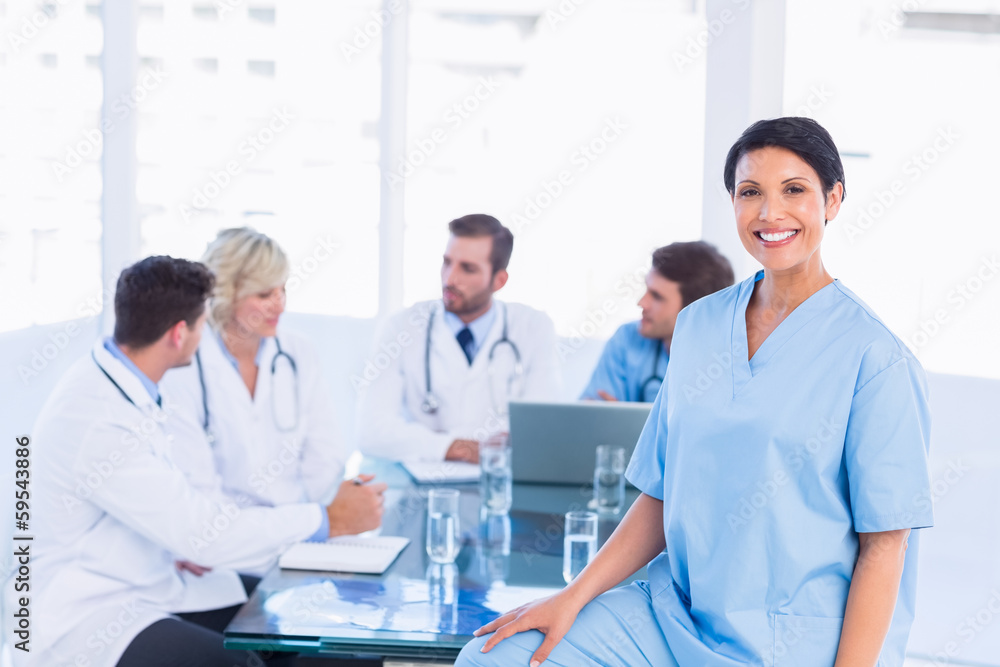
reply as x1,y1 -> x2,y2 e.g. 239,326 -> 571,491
651,241 -> 734,308
447,214 -> 514,274
723,117 -> 846,203
113,256 -> 215,348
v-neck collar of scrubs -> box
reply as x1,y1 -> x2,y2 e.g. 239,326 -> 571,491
731,270 -> 840,394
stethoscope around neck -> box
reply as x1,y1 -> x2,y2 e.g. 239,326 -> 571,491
420,302 -> 524,415
640,342 -> 666,402
195,336 -> 300,442
92,350 -> 161,412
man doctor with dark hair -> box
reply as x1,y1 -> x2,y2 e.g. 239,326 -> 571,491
358,214 -> 561,463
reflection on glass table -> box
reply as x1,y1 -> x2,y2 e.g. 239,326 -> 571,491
223,458 -> 640,660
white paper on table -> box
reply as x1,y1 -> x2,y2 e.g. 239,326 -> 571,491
278,536 -> 411,574
401,460 -> 481,484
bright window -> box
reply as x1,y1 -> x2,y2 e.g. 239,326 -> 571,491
785,0 -> 1000,379
400,2 -> 707,340
0,1 -> 104,333
136,1 -> 382,318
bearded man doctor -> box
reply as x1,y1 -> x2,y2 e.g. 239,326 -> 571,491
357,214 -> 560,463
9,256 -> 383,667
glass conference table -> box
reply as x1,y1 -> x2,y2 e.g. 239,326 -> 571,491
223,458 -> 641,662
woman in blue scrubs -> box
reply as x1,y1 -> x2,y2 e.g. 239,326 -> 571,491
456,117 -> 934,666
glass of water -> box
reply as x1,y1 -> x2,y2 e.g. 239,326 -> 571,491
426,488 -> 461,564
562,511 -> 598,584
594,444 -> 626,514
478,510 -> 512,583
427,562 -> 459,634
427,562 -> 458,606
479,434 -> 512,514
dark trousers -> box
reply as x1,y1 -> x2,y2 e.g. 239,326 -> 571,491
116,575 -> 296,667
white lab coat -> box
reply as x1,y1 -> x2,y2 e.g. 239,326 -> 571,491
161,329 -> 345,507
6,342 -> 323,667
357,300 -> 561,460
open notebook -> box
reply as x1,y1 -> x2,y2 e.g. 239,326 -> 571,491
278,536 -> 410,574
402,460 -> 480,484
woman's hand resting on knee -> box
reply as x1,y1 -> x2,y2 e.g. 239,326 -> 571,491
473,589 -> 588,666
473,495 -> 667,666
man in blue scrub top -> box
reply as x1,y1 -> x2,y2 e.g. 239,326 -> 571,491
580,241 -> 734,402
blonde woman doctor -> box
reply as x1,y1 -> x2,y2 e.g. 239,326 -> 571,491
163,228 -> 383,530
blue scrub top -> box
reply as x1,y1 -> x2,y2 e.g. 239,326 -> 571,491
625,271 -> 934,666
580,321 -> 668,402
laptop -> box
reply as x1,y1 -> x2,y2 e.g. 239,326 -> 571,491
508,400 -> 653,485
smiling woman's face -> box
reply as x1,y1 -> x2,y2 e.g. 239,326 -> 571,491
732,146 -> 843,276
231,284 -> 286,339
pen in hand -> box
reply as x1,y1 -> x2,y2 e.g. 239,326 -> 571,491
328,473 -> 386,536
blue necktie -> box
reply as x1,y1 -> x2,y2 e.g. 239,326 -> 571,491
456,327 -> 475,365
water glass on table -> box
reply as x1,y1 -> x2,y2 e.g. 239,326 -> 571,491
562,510 -> 598,584
426,488 -> 461,564
593,444 -> 626,514
479,434 -> 512,514
478,511 -> 512,583
427,562 -> 458,606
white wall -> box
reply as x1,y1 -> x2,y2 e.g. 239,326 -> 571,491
906,374 -> 1000,663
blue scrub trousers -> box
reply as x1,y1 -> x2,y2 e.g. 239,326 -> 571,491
456,582 -> 677,667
